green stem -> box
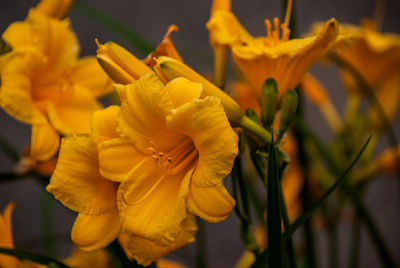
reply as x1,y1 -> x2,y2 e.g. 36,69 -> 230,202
327,221 -> 338,268
279,183 -> 297,268
195,218 -> 207,268
0,247 -> 68,268
348,210 -> 361,268
239,116 -> 272,145
232,156 -> 258,252
40,190 -> 56,258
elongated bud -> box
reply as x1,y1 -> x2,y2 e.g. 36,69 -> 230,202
260,78 -> 278,128
278,89 -> 298,139
245,109 -> 261,125
96,41 -> 152,84
154,56 -> 244,124
35,0 -> 74,19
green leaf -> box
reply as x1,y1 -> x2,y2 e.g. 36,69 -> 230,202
253,135 -> 372,267
266,140 -> 283,268
0,247 -> 69,268
72,0 -> 154,55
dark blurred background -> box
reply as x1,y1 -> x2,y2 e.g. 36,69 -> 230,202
0,0 -> 399,267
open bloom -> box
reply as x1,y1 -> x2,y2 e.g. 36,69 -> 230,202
207,0 -> 338,106
47,73 -> 238,264
0,9 -> 112,160
315,20 -> 400,127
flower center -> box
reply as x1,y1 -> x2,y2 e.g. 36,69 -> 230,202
147,138 -> 198,175
264,17 -> 290,46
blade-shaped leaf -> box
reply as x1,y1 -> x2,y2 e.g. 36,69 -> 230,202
73,1 -> 153,55
267,141 -> 283,268
252,135 -> 372,267
0,247 -> 68,268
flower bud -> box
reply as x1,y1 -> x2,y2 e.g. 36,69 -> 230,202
154,56 -> 244,124
35,0 -> 74,19
260,78 -> 278,128
278,89 -> 298,139
96,41 -> 152,84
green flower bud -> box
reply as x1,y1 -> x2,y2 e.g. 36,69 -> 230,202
260,78 -> 278,128
278,89 -> 298,139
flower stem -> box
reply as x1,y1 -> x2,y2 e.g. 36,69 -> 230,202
238,116 -> 272,145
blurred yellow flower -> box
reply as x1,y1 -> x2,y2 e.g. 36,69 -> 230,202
47,73 -> 238,265
0,9 -> 112,160
207,0 -> 338,105
34,0 -> 74,19
332,21 -> 400,126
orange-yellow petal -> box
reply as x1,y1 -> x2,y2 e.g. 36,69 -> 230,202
161,77 -> 203,109
187,182 -> 235,222
34,0 -> 74,19
0,56 -> 46,124
63,247 -> 112,268
46,135 -> 118,214
0,203 -> 20,268
166,96 -> 238,187
116,73 -> 181,153
70,57 -> 113,98
71,209 -> 121,251
30,121 -> 60,161
125,214 -> 197,266
91,105 -> 120,144
118,159 -> 192,246
98,138 -> 146,182
143,25 -> 183,68
47,84 -> 102,135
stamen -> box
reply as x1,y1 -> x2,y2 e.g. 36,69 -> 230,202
272,17 -> 280,42
170,149 -> 198,175
265,19 -> 272,38
281,23 -> 291,41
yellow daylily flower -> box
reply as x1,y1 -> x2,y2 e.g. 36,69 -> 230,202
47,73 -> 238,265
0,9 -> 112,160
63,248 -> 113,268
207,0 -> 339,104
34,0 -> 74,19
337,21 -> 400,126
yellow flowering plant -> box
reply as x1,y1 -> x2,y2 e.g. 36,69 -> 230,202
0,0 -> 399,267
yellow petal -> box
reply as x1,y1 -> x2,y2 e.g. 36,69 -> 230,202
96,41 -> 152,83
210,0 -> 231,15
34,0 -> 74,19
0,56 -> 46,124
118,158 -> 192,246
70,57 -> 113,98
162,77 -> 203,108
232,19 -> 338,100
91,105 -> 120,144
71,209 -> 121,251
125,214 -> 197,266
206,10 -> 253,47
47,84 -> 102,135
63,247 -> 112,268
166,96 -> 238,187
187,182 -> 235,222
155,56 -> 244,124
4,10 -> 79,84
98,138 -> 146,182
117,73 -> 182,153
46,135 -> 118,214
30,121 -> 60,161
143,25 -> 183,68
